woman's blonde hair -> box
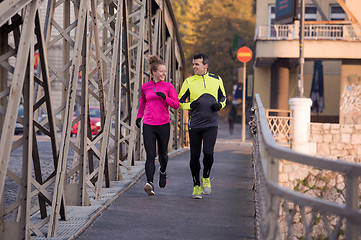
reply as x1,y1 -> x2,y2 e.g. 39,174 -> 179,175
148,55 -> 165,74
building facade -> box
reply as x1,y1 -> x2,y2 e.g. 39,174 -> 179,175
254,0 -> 361,124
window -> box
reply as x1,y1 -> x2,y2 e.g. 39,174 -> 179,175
269,5 -> 276,26
304,6 -> 318,37
305,5 -> 317,21
329,5 -> 345,38
295,5 -> 318,21
270,5 -> 318,38
269,5 -> 289,39
330,5 -> 345,20
269,5 -> 276,37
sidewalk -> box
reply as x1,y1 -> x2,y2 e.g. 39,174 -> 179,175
75,121 -> 255,240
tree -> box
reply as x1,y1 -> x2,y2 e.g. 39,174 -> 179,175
171,0 -> 205,72
170,0 -> 256,95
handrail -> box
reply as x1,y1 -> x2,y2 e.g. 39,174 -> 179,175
252,94 -> 361,239
261,104 -> 361,175
266,181 -> 361,222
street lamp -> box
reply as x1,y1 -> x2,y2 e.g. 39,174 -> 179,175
298,0 -> 305,97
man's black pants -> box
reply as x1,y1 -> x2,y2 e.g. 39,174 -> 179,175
189,126 -> 218,186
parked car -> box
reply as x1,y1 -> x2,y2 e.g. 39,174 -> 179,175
71,107 -> 101,136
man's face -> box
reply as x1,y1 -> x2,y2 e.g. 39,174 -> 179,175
192,58 -> 208,75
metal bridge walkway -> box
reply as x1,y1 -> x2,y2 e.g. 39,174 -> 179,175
76,121 -> 255,240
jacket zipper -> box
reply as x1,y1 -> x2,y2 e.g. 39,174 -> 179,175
202,75 -> 206,88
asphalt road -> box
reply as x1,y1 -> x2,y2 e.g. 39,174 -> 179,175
76,121 -> 255,240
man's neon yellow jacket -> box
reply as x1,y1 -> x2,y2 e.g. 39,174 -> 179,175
178,72 -> 226,129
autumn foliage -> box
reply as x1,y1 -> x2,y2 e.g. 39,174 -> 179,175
170,0 -> 255,94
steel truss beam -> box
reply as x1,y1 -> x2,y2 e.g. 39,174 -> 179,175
0,0 -> 186,238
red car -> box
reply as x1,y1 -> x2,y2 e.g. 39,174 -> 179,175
71,107 -> 101,136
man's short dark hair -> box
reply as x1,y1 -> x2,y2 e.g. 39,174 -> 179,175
193,53 -> 209,65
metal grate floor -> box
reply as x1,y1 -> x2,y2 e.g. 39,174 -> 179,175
31,149 -> 187,239
32,162 -> 145,240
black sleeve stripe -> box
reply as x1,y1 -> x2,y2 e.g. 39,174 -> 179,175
218,87 -> 226,103
208,73 -> 219,80
179,89 -> 190,103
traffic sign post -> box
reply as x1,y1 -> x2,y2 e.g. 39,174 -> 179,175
236,47 -> 252,143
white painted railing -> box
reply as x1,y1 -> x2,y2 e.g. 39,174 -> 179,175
251,94 -> 361,239
256,24 -> 361,41
265,109 -> 293,147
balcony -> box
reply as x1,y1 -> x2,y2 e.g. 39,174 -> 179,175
254,23 -> 361,66
255,24 -> 361,41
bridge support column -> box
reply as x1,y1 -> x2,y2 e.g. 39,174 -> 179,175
289,97 -> 312,153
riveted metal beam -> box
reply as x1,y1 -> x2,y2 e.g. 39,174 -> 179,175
0,0 -> 186,238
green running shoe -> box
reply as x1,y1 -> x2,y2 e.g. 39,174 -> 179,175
192,185 -> 202,199
202,177 -> 211,194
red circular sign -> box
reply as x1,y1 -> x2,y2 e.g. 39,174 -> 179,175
237,47 -> 252,63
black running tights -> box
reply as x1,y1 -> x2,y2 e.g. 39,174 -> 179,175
189,127 -> 218,186
143,123 -> 170,183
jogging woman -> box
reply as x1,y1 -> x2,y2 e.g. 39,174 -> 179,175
136,56 -> 179,196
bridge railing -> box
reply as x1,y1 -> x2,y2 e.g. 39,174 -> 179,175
256,24 -> 361,41
251,94 -> 361,240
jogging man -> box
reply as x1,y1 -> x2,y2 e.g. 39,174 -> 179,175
178,53 -> 226,199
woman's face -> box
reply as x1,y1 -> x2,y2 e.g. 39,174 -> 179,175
153,64 -> 166,82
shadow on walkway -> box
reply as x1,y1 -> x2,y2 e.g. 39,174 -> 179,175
76,121 -> 255,240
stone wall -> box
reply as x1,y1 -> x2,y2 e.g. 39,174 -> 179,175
279,122 -> 361,189
309,122 -> 361,163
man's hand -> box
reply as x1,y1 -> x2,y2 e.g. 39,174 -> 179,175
190,101 -> 200,110
136,118 -> 142,128
211,102 -> 222,112
156,92 -> 166,100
